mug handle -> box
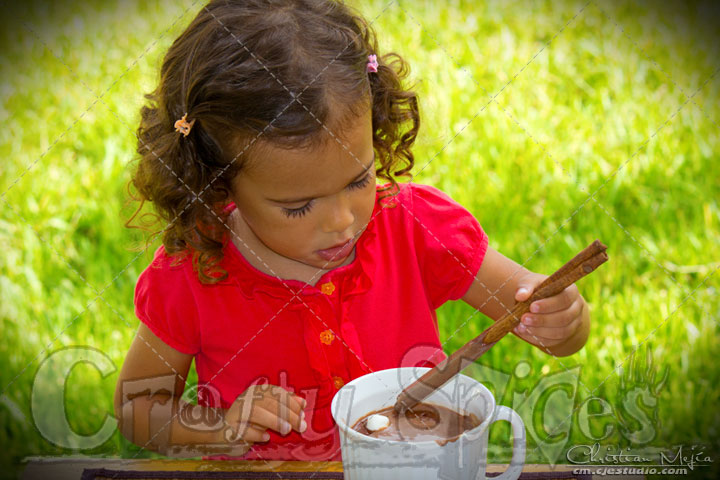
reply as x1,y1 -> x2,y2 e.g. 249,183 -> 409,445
483,405 -> 526,480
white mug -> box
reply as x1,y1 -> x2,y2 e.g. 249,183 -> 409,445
331,367 -> 526,480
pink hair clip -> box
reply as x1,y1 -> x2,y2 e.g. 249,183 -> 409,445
174,113 -> 196,137
366,54 -> 378,73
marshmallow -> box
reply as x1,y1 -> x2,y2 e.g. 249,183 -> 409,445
365,414 -> 390,432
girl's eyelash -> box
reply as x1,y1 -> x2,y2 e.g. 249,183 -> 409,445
348,172 -> 372,190
281,172 -> 373,218
282,200 -> 314,218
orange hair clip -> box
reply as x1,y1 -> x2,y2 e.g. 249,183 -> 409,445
174,113 -> 196,137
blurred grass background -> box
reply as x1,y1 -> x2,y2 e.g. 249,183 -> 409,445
1,0 -> 719,478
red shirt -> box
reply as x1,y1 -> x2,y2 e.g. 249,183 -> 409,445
134,182 -> 488,461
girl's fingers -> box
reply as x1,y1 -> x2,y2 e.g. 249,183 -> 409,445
225,421 -> 269,443
247,424 -> 271,442
242,423 -> 271,443
265,386 -> 306,432
524,298 -> 583,328
292,392 -> 308,411
270,387 -> 306,414
251,384 -> 305,415
518,316 -> 582,343
515,274 -> 547,302
529,285 -> 578,314
244,403 -> 296,435
245,386 -> 306,434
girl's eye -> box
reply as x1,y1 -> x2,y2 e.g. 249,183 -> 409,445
281,172 -> 372,219
282,200 -> 314,218
348,172 -> 372,191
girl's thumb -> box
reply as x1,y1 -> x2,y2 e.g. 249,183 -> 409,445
515,285 -> 534,302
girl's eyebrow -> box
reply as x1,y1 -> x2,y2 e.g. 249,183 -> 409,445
267,153 -> 376,204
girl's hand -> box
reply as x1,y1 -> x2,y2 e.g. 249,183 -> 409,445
224,384 -> 307,448
512,273 -> 588,352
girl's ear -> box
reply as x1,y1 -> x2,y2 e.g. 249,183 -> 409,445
212,185 -> 235,215
209,188 -> 231,215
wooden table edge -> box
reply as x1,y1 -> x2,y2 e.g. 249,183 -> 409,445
22,457 -> 642,479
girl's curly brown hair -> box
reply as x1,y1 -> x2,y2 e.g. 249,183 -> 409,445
126,0 -> 420,284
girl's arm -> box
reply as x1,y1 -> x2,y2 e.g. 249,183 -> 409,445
115,324 -> 304,457
460,247 -> 590,357
114,324 -> 246,457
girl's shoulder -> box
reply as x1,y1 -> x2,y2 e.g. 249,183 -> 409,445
136,246 -> 196,296
143,245 -> 193,276
377,181 -> 473,220
138,242 -> 249,293
408,182 -> 459,205
373,181 -> 484,255
375,182 -> 488,309
134,246 -> 202,355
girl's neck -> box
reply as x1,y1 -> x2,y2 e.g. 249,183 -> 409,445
227,210 -> 355,286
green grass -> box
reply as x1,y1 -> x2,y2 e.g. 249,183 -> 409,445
1,0 -> 719,478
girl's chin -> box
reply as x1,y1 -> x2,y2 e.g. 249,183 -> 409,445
276,248 -> 353,272
308,255 -> 347,269
281,254 -> 345,271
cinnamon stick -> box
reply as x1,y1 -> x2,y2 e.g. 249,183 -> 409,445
393,240 -> 608,414
484,240 -> 607,343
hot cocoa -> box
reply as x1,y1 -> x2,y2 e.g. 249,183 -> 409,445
351,402 -> 481,444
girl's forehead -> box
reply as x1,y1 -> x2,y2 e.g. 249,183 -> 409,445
254,112 -> 370,171
236,109 -> 373,196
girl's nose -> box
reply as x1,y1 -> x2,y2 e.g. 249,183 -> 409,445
322,193 -> 355,234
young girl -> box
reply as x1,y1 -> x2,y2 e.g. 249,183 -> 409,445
116,0 -> 590,462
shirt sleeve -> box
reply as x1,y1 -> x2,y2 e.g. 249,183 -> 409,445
134,248 -> 200,355
409,183 -> 489,309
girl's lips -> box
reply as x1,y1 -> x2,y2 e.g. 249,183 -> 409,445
316,239 -> 354,262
